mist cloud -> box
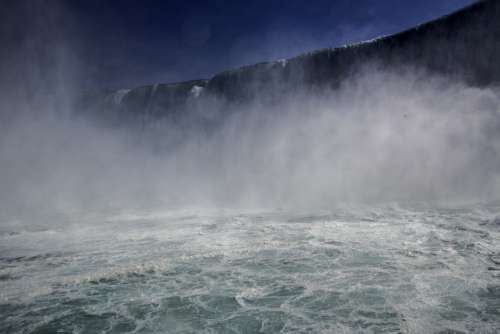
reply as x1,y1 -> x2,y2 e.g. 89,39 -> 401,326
1,64 -> 499,225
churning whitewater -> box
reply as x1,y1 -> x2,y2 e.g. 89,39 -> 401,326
1,204 -> 500,333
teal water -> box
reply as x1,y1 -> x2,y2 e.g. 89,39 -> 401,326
1,205 -> 500,333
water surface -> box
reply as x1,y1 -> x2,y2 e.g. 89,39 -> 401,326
1,204 -> 500,333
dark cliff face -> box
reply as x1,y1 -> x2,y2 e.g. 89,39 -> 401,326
80,0 -> 500,124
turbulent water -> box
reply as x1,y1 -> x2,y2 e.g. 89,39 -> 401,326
1,204 -> 500,334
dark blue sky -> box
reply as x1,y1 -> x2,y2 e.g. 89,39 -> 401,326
2,0 -> 478,90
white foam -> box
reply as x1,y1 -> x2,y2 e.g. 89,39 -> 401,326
190,85 -> 204,98
111,89 -> 130,105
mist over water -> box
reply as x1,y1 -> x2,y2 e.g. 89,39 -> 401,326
1,1 -> 499,222
2,2 -> 500,333
1,67 -> 500,223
